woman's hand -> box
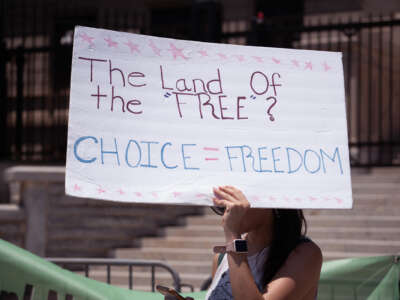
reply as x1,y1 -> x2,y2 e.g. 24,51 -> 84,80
213,186 -> 250,242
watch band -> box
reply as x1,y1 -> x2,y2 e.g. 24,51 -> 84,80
226,241 -> 236,252
213,245 -> 226,253
213,239 -> 248,254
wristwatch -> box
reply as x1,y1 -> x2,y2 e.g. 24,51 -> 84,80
213,239 -> 248,253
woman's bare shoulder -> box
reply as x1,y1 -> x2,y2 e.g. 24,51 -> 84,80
292,239 -> 323,263
296,238 -> 322,252
283,239 -> 323,274
263,240 -> 322,299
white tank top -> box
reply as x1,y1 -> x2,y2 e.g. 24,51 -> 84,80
205,247 -> 269,300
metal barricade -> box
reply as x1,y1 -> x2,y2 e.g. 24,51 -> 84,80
47,258 -> 182,292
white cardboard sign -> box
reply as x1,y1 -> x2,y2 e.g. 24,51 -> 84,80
66,26 -> 353,209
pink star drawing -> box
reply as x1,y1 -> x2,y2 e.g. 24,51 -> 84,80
73,184 -> 81,192
323,197 -> 330,201
79,32 -> 94,45
322,61 -> 331,71
217,53 -> 228,60
125,40 -> 140,54
309,196 -> 318,201
168,43 -> 189,60
196,193 -> 206,198
117,189 -> 125,195
233,55 -> 245,62
135,192 -> 142,197
283,196 -> 290,202
252,56 -> 264,63
198,50 -> 208,57
151,192 -> 158,198
149,40 -> 161,56
269,196 -> 276,201
295,197 -> 302,202
252,195 -> 260,201
272,57 -> 280,64
291,59 -> 300,67
304,61 -> 313,70
334,197 -> 343,204
104,37 -> 118,48
173,192 -> 182,198
97,187 -> 106,194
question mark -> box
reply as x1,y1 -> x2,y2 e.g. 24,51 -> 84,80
266,96 -> 277,121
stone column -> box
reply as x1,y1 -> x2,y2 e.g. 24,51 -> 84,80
23,183 -> 48,256
4,166 -> 65,257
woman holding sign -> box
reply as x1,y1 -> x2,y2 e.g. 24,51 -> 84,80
203,186 -> 322,300
163,185 -> 322,300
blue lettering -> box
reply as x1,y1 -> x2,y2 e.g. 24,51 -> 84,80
225,146 -> 240,171
271,147 -> 284,173
286,147 -> 303,174
125,139 -> 141,168
74,136 -> 98,163
161,142 -> 178,169
239,145 -> 255,172
320,147 -> 343,174
304,149 -> 321,174
182,144 -> 199,170
100,137 -> 120,165
140,141 -> 159,168
257,147 -> 272,172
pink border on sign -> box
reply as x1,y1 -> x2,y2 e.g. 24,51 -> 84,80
77,29 -> 336,73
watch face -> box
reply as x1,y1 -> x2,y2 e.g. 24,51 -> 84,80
234,240 -> 248,252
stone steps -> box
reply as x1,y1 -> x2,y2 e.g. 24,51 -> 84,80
50,203 -> 200,217
0,204 -> 25,248
306,215 -> 400,227
47,247 -> 112,258
45,192 -> 203,257
166,216 -> 400,237
48,227 -> 157,240
49,216 -> 183,230
140,226 -> 400,249
115,247 -> 213,261
318,238 -> 400,253
308,227 -> 400,240
116,238 -> 400,261
306,207 -> 400,215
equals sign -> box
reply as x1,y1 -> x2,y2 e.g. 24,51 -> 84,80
204,147 -> 219,161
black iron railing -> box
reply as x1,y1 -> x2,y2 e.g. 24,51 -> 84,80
47,258 -> 184,292
221,15 -> 400,167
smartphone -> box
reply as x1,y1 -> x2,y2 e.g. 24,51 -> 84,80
156,285 -> 187,300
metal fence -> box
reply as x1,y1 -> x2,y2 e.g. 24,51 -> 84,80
1,0 -> 400,166
47,258 -> 184,292
1,0 -> 149,163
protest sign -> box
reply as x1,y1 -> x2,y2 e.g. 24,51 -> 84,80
66,26 -> 352,209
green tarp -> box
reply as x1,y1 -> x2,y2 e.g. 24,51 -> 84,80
0,239 -> 398,299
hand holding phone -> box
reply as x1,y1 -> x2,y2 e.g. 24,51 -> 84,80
156,285 -> 194,300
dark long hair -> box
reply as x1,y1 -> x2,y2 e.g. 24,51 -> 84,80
262,209 -> 307,288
